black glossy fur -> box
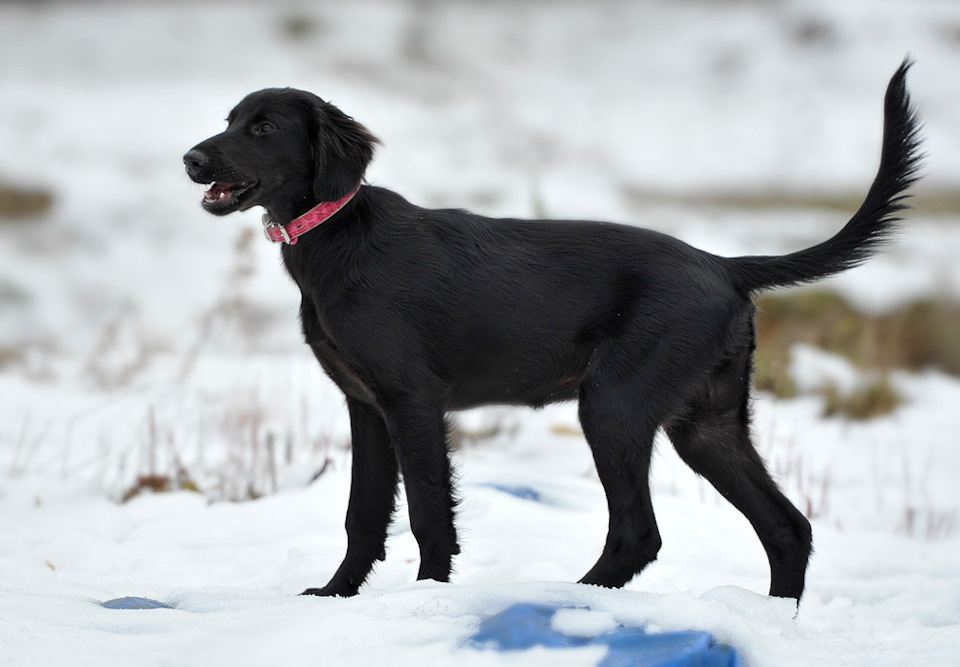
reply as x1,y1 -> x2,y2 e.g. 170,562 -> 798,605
184,61 -> 921,601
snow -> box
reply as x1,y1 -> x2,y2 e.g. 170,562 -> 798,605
2,1 -> 960,665
551,608 -> 620,638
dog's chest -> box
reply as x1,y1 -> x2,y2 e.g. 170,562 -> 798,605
298,298 -> 378,407
283,254 -> 377,404
309,337 -> 378,405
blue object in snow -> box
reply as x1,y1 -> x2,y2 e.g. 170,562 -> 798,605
480,483 -> 543,502
469,603 -> 742,667
471,603 -> 586,649
101,596 -> 174,610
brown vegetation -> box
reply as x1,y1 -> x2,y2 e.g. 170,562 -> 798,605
0,182 -> 53,220
754,290 -> 960,418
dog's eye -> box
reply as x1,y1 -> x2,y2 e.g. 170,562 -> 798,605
255,122 -> 275,135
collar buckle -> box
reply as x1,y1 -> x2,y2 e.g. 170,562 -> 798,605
262,214 -> 292,244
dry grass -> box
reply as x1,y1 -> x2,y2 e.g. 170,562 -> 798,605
0,341 -> 58,382
98,227 -> 331,502
763,428 -> 833,521
279,14 -> 323,40
114,390 -> 346,504
178,227 -> 277,381
0,182 -> 53,220
9,412 -> 52,476
900,506 -> 958,540
754,291 -> 960,419
752,346 -> 798,400
756,291 -> 960,376
759,423 -> 957,539
820,375 -> 902,421
622,185 -> 960,218
448,412 -> 521,450
83,303 -> 162,390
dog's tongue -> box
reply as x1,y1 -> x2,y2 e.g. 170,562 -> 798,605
204,182 -> 233,202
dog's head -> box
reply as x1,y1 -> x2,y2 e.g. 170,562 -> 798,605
183,88 -> 379,217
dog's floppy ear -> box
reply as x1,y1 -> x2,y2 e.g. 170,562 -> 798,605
307,100 -> 380,202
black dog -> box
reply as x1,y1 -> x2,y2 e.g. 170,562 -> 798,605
184,61 -> 920,601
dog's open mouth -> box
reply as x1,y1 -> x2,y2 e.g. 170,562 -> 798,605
201,180 -> 258,213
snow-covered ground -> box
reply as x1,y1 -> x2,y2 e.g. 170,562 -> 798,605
2,1 -> 959,665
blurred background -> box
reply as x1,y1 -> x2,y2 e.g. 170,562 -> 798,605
1,0 -> 959,510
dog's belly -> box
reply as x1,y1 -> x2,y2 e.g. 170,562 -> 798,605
436,331 -> 593,410
447,372 -> 583,410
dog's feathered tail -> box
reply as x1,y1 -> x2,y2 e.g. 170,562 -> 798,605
726,58 -> 923,294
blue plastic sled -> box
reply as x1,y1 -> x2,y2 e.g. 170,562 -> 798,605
469,603 -> 742,667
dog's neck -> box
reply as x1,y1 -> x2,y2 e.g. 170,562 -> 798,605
261,186 -> 361,245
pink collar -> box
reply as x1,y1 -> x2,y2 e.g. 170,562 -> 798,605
261,185 -> 361,245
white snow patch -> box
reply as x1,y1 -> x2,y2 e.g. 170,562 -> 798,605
550,608 -> 620,638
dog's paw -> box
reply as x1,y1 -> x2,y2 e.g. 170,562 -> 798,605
300,584 -> 358,598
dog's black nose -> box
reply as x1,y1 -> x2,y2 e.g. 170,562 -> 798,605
183,148 -> 208,176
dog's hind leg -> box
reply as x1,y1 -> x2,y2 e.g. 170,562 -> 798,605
665,343 -> 813,601
303,399 -> 399,597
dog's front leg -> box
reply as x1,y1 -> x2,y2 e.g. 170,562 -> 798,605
381,399 -> 459,583
303,398 -> 399,597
